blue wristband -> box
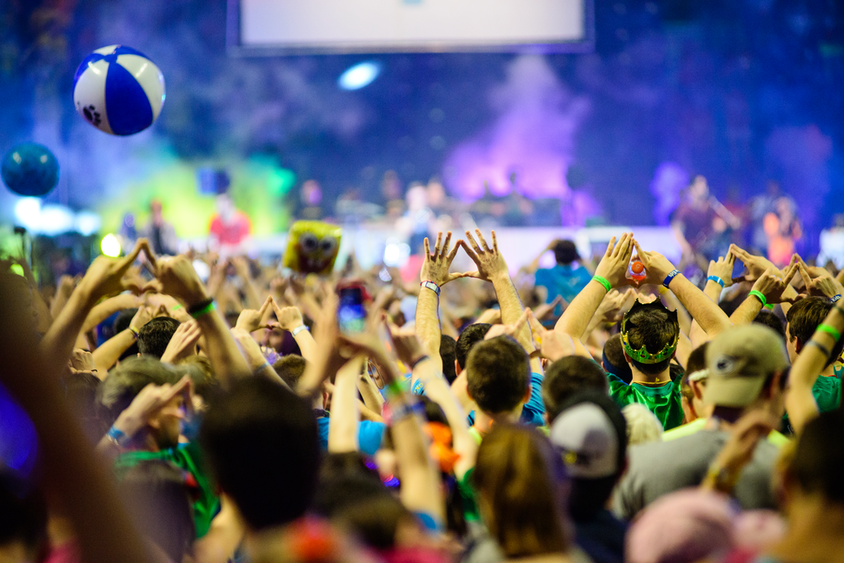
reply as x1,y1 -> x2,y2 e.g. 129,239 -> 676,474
663,270 -> 681,288
707,275 -> 725,288
107,426 -> 130,447
833,294 -> 842,304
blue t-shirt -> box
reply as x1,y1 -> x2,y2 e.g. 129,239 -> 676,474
316,417 -> 385,456
535,263 -> 592,305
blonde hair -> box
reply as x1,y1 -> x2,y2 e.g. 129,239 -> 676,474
622,403 -> 663,445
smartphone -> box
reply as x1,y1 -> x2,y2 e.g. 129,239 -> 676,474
338,286 -> 367,334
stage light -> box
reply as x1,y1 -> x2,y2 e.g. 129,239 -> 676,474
101,233 -> 121,257
338,61 -> 381,90
14,198 -> 41,231
74,211 -> 102,236
38,206 -> 75,236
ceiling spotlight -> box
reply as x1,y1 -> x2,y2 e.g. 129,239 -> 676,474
338,61 -> 381,90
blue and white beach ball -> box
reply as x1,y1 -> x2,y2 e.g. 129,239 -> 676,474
73,45 -> 165,136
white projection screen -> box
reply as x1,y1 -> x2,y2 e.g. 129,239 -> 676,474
229,0 -> 592,54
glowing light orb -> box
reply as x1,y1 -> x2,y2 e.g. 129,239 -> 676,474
338,61 -> 381,90
101,233 -> 121,257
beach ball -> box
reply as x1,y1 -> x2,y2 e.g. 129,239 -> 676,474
1,143 -> 59,197
73,45 -> 165,136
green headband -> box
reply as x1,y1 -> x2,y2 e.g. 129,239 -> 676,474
620,301 -> 680,364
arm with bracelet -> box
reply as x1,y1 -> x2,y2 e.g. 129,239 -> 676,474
786,305 -> 844,435
730,265 -> 797,326
91,306 -> 153,375
272,302 -> 317,362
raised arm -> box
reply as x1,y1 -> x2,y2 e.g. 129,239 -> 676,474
328,356 -> 365,453
786,303 -> 844,435
730,265 -> 797,326
634,240 -> 733,336
415,231 -> 463,363
92,306 -> 155,374
272,302 -> 317,362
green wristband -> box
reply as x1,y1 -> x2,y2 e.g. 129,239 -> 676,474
817,324 -> 842,342
748,290 -> 768,308
385,380 -> 406,400
190,300 -> 216,319
592,276 -> 611,293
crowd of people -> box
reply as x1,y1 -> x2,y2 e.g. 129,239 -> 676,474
1,222 -> 844,563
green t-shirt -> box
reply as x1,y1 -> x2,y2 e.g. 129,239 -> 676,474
782,374 -> 842,434
456,467 -> 480,522
608,373 -> 685,431
113,441 -> 219,538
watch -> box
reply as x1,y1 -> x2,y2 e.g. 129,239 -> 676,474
420,280 -> 441,296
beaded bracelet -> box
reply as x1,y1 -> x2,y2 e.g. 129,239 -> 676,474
592,276 -> 611,292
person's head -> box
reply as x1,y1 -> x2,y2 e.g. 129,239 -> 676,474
150,200 -> 163,222
117,460 -> 195,563
783,411 -> 844,509
199,377 -> 319,531
622,403 -> 663,445
542,356 -> 608,423
273,354 -> 307,390
0,468 -> 47,563
786,297 -> 844,366
552,240 -> 580,266
689,175 -> 709,200
99,357 -> 185,449
602,334 -> 632,384
681,343 -> 710,423
175,355 -> 220,410
439,334 -> 457,384
550,391 -> 627,520
753,309 -> 786,342
474,424 -> 570,558
216,193 -> 235,219
621,301 -> 680,377
466,336 -> 531,417
138,317 -> 181,359
704,325 -> 790,418
455,322 -> 492,373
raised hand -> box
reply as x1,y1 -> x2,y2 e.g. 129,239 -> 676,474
702,410 -> 778,493
795,257 -> 844,299
420,231 -> 464,286
389,328 -> 428,369
593,233 -> 635,288
111,376 -> 192,440
730,244 -> 780,283
230,327 -> 270,371
144,253 -> 209,308
751,265 -> 798,305
527,309 -> 578,361
483,308 -> 530,341
460,230 -> 509,282
595,288 -> 635,323
129,305 -> 156,332
707,252 -> 736,288
69,348 -> 96,374
160,320 -> 202,364
77,239 -> 150,302
532,295 -> 566,321
271,300 -> 306,332
236,296 -> 274,333
631,239 -> 676,286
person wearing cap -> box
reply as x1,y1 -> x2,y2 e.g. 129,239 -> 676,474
550,391 -> 629,563
613,324 -> 789,520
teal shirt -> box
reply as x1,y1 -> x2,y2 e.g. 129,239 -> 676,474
607,373 -> 685,430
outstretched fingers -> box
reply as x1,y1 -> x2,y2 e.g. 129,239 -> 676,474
475,229 -> 491,252
433,232 -> 443,258
440,231 -> 453,260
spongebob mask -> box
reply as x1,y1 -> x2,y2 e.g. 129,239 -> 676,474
283,221 -> 342,275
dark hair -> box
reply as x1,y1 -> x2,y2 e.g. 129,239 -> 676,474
621,307 -> 679,376
199,377 -> 319,530
681,343 -> 710,403
542,357 -> 608,422
114,308 -> 139,360
602,334 -> 632,384
138,317 -> 181,359
272,354 -> 307,390
440,334 -> 457,384
787,297 -> 844,367
99,357 -> 183,426
552,240 -> 580,265
175,355 -> 221,404
117,460 -> 195,562
466,336 -> 530,415
456,323 -> 492,370
791,411 -> 844,504
754,309 -> 786,342
0,468 -> 47,556
474,424 -> 570,557
555,391 -> 628,519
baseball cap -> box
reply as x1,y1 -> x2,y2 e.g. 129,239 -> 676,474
549,392 -> 625,479
704,325 -> 789,408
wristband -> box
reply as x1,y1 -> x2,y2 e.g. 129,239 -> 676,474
388,401 -> 425,425
409,355 -> 430,370
420,280 -> 441,296
748,290 -> 768,308
663,270 -> 681,288
385,380 -> 406,400
128,326 -> 140,339
256,362 -> 272,373
807,340 -> 832,358
189,299 -> 216,319
592,276 -> 611,293
291,325 -> 309,337
107,426 -> 131,448
706,275 -> 725,288
817,324 -> 841,342
832,294 -> 842,304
